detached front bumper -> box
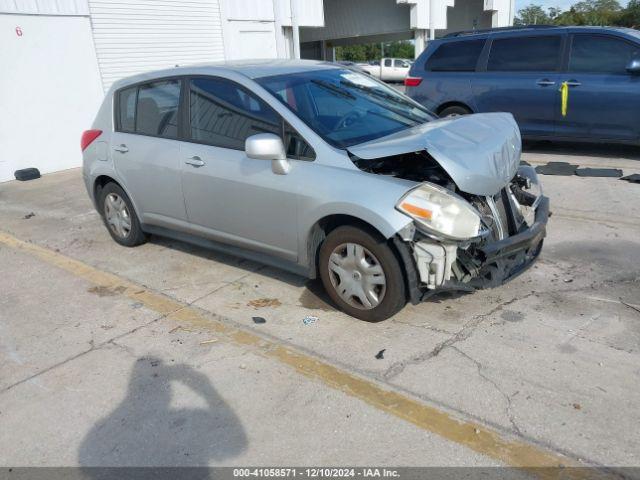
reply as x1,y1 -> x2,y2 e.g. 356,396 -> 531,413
394,196 -> 550,304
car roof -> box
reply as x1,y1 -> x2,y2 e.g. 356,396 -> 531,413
110,59 -> 339,91
438,25 -> 640,42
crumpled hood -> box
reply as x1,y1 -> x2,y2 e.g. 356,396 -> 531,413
347,112 -> 521,196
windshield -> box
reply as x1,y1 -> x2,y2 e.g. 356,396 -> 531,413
256,68 -> 435,149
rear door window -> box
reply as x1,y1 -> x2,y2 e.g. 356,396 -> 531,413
384,59 -> 392,67
488,35 -> 561,72
189,77 -> 281,150
426,39 -> 485,72
116,80 -> 181,138
569,34 -> 640,74
136,80 -> 180,138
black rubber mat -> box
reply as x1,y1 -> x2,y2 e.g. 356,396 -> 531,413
620,173 -> 640,183
535,162 -> 579,176
575,168 -> 623,178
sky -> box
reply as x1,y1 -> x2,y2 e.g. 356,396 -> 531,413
515,0 -> 629,11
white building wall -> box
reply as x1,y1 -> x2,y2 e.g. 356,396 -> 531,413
88,0 -> 225,91
0,0 -> 89,15
0,12 -> 103,182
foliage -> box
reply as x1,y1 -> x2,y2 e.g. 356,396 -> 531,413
335,41 -> 414,63
515,0 -> 638,27
618,0 -> 640,26
514,4 -> 553,25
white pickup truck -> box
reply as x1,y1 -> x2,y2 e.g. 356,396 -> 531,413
358,58 -> 413,82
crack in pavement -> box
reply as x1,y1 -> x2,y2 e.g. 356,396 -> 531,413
450,345 -> 524,437
0,313 -> 166,395
382,292 -> 537,380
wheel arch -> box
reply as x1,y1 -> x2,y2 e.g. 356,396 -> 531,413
92,175 -> 142,221
305,213 -> 406,281
436,101 -> 474,116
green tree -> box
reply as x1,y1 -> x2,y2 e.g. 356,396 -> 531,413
618,0 -> 640,27
336,41 -> 414,62
514,4 -> 552,25
555,0 -> 622,25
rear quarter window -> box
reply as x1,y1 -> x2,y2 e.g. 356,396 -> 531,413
425,39 -> 486,72
118,86 -> 137,132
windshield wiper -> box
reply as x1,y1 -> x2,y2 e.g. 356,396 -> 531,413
339,80 -> 428,123
339,80 -> 408,106
311,79 -> 356,100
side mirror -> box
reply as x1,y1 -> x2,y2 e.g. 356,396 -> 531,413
245,133 -> 290,175
626,57 -> 640,74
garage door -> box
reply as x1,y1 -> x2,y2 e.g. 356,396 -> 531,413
0,14 -> 103,183
89,0 -> 226,91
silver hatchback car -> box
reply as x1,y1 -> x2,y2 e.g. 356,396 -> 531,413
82,60 -> 549,321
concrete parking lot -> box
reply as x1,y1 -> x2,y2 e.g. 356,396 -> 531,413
1,143 -> 639,473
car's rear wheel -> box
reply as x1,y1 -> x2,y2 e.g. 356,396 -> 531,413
439,105 -> 471,118
319,226 -> 406,321
99,182 -> 148,247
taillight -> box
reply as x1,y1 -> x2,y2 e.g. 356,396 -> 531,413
81,129 -> 102,151
404,76 -> 422,87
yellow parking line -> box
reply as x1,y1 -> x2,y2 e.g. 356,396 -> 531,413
0,230 -> 609,478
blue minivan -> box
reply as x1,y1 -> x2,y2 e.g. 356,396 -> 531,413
405,26 -> 640,144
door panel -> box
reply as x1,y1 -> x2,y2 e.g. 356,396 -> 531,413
180,143 -> 299,260
113,132 -> 185,223
180,76 -> 299,261
112,79 -> 186,224
554,34 -> 640,141
471,35 -> 563,137
471,72 -> 560,136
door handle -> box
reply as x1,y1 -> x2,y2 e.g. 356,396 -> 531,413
113,144 -> 129,153
536,79 -> 556,86
566,80 -> 581,87
185,156 -> 205,167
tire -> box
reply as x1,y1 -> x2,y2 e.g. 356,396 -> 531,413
319,226 -> 407,322
99,182 -> 148,247
439,105 -> 471,118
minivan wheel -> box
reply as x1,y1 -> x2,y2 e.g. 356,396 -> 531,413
319,226 -> 406,322
99,182 -> 148,247
439,105 -> 471,118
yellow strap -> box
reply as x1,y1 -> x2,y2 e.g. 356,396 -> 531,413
560,81 -> 569,117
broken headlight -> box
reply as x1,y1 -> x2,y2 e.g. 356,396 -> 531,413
396,183 -> 481,240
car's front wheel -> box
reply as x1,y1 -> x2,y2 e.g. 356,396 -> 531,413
99,182 -> 148,247
319,226 -> 406,321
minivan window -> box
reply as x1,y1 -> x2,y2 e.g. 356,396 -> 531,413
189,77 -> 280,150
426,39 -> 485,72
136,80 -> 180,138
569,34 -> 640,74
488,36 -> 561,72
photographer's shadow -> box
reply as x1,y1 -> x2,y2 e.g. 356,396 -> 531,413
79,356 -> 247,468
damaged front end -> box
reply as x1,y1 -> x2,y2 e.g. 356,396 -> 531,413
348,113 -> 549,302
